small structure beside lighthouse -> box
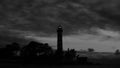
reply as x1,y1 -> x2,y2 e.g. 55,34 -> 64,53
56,25 -> 63,56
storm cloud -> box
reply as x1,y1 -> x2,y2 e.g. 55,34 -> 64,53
0,0 -> 120,51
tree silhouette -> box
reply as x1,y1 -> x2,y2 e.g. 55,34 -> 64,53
115,49 -> 120,55
37,43 -> 53,56
64,49 -> 76,60
5,42 -> 20,57
20,41 -> 53,57
88,48 -> 94,52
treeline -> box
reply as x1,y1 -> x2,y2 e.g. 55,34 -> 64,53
0,41 -> 53,58
0,41 -> 79,61
0,41 -> 85,65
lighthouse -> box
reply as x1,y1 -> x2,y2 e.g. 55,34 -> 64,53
57,25 -> 63,56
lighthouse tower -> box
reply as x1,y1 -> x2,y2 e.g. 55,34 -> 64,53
57,25 -> 63,56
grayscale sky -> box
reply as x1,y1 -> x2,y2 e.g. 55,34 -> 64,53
0,0 -> 120,52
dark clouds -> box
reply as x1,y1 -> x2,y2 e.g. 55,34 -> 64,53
0,0 -> 103,32
0,0 -> 120,46
80,0 -> 120,24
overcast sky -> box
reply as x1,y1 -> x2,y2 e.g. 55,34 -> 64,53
0,0 -> 120,52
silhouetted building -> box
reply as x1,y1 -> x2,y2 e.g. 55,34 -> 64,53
56,25 -> 63,57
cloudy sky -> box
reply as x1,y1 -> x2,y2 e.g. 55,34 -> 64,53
0,0 -> 120,52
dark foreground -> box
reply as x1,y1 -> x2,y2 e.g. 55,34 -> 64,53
0,63 -> 120,68
0,57 -> 120,68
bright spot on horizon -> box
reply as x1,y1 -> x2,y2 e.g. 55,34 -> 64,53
97,29 -> 120,37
